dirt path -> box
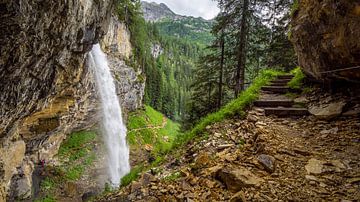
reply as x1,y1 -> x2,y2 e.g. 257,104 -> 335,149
130,116 -> 167,132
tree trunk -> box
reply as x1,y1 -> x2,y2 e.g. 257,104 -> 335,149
218,31 -> 225,109
235,0 -> 249,97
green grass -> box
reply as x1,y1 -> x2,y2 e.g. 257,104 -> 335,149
65,166 -> 85,181
121,165 -> 144,187
127,105 -> 182,155
174,69 -> 283,147
163,171 -> 181,181
122,106 -> 183,186
145,105 -> 163,126
58,131 -> 97,159
35,131 -> 98,201
34,195 -> 56,202
288,67 -> 305,90
40,177 -> 56,192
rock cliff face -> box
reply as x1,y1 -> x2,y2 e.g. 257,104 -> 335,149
291,0 -> 360,82
101,15 -> 145,112
0,1 -> 144,200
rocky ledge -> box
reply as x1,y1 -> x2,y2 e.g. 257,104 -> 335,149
291,0 -> 360,82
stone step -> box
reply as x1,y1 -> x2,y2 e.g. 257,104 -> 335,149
254,100 -> 294,108
261,86 -> 290,94
270,82 -> 288,87
277,75 -> 294,80
264,107 -> 309,117
271,79 -> 291,84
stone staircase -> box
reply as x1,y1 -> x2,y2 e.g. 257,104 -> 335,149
255,75 -> 309,117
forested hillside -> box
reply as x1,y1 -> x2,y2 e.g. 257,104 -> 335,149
187,0 -> 297,126
117,1 -> 213,122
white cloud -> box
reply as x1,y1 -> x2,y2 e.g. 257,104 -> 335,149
143,0 -> 220,20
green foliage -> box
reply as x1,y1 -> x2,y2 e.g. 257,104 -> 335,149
288,67 -> 305,89
65,166 -> 85,181
290,0 -> 300,17
40,177 -> 56,192
163,171 -> 181,181
34,195 -> 56,202
155,18 -> 214,46
121,165 -> 143,187
58,131 -> 96,159
115,0 -> 148,67
175,69 -> 283,146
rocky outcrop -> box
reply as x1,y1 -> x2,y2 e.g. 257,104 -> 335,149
0,1 -> 144,201
141,1 -> 179,22
101,15 -> 145,112
291,0 -> 360,82
0,1 -> 113,200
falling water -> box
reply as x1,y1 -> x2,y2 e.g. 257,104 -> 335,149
88,44 -> 130,186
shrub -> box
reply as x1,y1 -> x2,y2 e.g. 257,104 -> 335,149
288,67 -> 305,89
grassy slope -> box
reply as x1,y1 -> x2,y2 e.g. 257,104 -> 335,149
127,105 -> 181,155
121,105 -> 182,186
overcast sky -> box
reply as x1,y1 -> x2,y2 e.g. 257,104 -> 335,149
143,0 -> 220,20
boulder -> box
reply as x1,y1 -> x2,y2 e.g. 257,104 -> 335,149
216,166 -> 263,192
309,101 -> 346,119
305,158 -> 324,175
257,154 -> 276,173
291,0 -> 360,82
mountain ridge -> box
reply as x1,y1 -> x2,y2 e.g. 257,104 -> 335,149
141,1 -> 211,22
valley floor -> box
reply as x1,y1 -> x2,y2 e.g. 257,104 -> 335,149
100,91 -> 360,201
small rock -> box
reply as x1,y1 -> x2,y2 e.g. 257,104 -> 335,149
217,144 -> 235,150
305,158 -> 324,174
64,182 -> 77,196
144,144 -> 153,152
247,114 -> 258,122
141,173 -> 156,186
293,148 -> 311,156
216,166 -> 264,192
131,182 -> 142,193
328,160 -> 347,172
294,96 -> 309,104
320,127 -> 339,135
342,104 -> 360,116
214,133 -> 222,138
257,154 -> 276,173
305,175 -> 319,182
347,177 -> 360,184
230,191 -> 246,202
194,152 -> 210,168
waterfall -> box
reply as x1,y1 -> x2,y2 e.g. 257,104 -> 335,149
88,44 -> 130,186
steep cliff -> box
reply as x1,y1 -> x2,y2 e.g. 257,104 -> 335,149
0,1 -> 144,200
291,0 -> 360,82
101,15 -> 145,112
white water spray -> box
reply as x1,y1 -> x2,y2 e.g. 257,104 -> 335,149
88,44 -> 130,186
